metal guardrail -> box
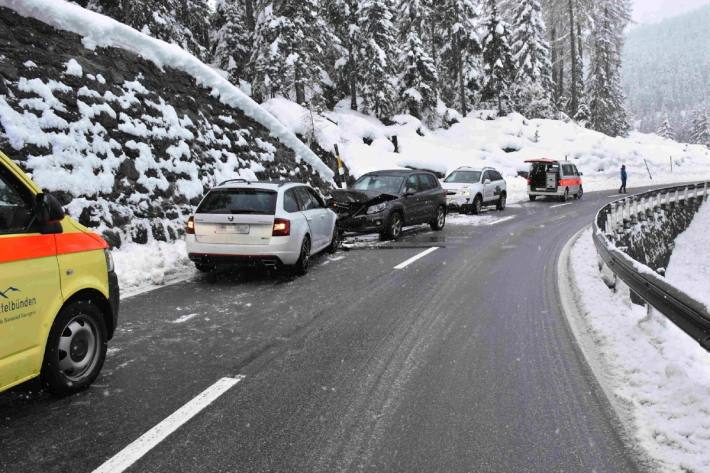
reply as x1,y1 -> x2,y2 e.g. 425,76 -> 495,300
592,182 -> 710,349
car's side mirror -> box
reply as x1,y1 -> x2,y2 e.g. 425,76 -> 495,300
404,187 -> 416,196
35,192 -> 65,233
484,179 -> 491,185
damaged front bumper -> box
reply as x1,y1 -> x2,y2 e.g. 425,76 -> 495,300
327,189 -> 398,234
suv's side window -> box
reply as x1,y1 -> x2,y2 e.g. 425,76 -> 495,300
283,189 -> 300,213
425,174 -> 440,189
416,174 -> 432,191
405,175 -> 420,193
0,168 -> 34,235
483,171 -> 492,183
490,171 -> 503,181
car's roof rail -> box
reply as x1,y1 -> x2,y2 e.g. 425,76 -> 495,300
218,178 -> 253,186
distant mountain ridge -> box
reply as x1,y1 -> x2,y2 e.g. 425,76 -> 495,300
622,4 -> 710,141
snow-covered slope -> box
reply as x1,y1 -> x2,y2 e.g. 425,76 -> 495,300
0,4 -> 333,248
666,199 -> 710,309
264,98 -> 710,203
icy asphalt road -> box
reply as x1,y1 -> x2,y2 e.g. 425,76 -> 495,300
1,190 -> 644,473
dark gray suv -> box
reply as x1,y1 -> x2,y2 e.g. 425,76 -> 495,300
328,169 -> 447,240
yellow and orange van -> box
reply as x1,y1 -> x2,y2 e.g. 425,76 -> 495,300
0,150 -> 118,395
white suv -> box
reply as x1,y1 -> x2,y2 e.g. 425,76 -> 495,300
185,180 -> 338,275
442,166 -> 507,214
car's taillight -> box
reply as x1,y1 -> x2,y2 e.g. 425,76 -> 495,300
186,216 -> 195,234
272,218 -> 290,236
527,178 -> 532,185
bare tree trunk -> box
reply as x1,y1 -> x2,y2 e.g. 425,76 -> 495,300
568,0 -> 579,115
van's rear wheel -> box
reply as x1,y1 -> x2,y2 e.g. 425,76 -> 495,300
41,301 -> 107,396
561,188 -> 569,202
576,186 -> 584,199
529,195 -> 537,201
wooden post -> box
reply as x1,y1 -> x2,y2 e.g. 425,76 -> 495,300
334,144 -> 345,189
644,159 -> 653,180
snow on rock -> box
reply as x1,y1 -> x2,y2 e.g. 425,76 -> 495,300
113,240 -> 193,294
264,98 -> 710,205
666,198 -> 710,309
1,0 -> 332,181
0,6 -> 334,248
570,228 -> 710,472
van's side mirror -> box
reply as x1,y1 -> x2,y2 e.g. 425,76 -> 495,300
35,193 -> 65,232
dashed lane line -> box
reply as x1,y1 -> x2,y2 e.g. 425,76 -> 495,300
92,376 -> 245,473
550,203 -> 574,209
394,247 -> 440,270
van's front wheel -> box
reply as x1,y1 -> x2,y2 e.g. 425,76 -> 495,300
41,300 -> 107,396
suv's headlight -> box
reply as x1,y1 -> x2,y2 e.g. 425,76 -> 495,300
104,249 -> 115,273
367,202 -> 387,214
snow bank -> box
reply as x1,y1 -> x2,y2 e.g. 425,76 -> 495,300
113,240 -> 193,295
263,98 -> 710,204
569,228 -> 710,472
1,0 -> 333,182
666,199 -> 710,309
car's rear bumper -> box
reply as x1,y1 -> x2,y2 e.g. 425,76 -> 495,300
185,236 -> 301,265
528,188 -> 564,197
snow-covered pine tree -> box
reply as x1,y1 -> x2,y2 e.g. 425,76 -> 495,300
210,0 -> 253,85
326,0 -> 362,110
509,0 -> 554,117
657,116 -> 675,140
250,0 -> 332,105
481,0 -> 516,115
86,0 -> 211,61
398,0 -> 439,122
434,0 -> 483,116
689,110 -> 710,147
357,0 -> 399,120
586,0 -> 630,137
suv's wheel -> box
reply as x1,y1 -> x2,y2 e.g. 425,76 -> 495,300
327,227 -> 342,254
576,186 -> 584,199
41,300 -> 107,396
561,188 -> 569,202
496,193 -> 507,211
430,205 -> 446,231
294,236 -> 311,275
472,195 -> 483,215
380,212 -> 403,240
529,195 -> 537,201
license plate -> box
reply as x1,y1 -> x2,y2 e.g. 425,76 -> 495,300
215,224 -> 249,234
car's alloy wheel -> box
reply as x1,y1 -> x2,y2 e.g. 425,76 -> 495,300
390,213 -> 403,239
472,196 -> 483,215
431,206 -> 446,230
295,236 -> 311,275
42,301 -> 107,396
497,194 -> 507,211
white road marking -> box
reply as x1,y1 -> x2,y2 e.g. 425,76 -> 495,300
487,216 -> 516,225
171,313 -> 198,324
92,376 -> 244,473
607,193 -> 624,198
394,247 -> 440,269
550,202 -> 573,209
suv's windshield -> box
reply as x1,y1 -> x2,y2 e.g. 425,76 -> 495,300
353,175 -> 404,194
444,170 -> 481,184
197,189 -> 277,214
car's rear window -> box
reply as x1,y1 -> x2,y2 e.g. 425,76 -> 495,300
353,175 -> 404,194
197,189 -> 277,215
444,171 -> 481,183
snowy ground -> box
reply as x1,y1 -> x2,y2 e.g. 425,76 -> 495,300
262,98 -> 710,206
113,240 -> 193,297
665,199 -> 710,309
568,228 -> 710,473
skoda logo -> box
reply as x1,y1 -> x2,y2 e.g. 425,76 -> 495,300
228,216 -> 234,222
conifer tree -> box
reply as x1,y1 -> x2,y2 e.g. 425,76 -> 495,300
326,0 -> 362,110
398,0 -> 439,122
210,0 -> 253,84
657,116 -> 675,140
689,110 -> 710,147
357,0 -> 399,120
510,0 -> 554,117
435,0 -> 483,116
481,0 -> 516,115
586,0 -> 631,137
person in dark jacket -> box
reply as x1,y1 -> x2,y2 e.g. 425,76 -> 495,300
619,165 -> 628,194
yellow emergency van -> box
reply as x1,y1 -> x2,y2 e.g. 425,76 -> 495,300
0,150 -> 119,395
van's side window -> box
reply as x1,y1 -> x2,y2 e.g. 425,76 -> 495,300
0,169 -> 33,235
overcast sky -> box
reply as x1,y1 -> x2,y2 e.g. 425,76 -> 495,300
631,0 -> 710,25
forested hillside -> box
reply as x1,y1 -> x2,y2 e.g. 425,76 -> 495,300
623,4 -> 710,146
70,0 -> 634,139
